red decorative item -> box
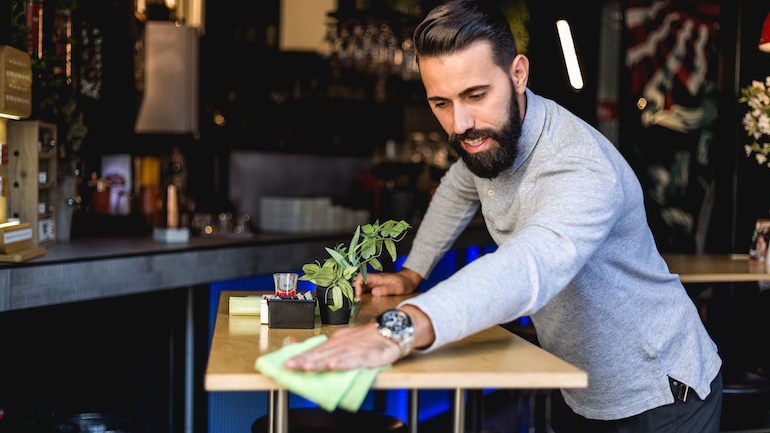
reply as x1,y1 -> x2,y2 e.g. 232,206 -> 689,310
26,0 -> 43,58
760,12 -> 770,52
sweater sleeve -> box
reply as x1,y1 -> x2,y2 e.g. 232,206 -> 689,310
402,162 -> 481,279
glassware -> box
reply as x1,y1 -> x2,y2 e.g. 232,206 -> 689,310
273,272 -> 298,296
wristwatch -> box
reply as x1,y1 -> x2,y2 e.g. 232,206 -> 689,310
375,309 -> 415,358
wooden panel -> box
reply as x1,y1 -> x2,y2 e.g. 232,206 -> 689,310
6,120 -> 57,247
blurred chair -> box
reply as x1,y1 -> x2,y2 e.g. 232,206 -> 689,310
720,370 -> 770,432
251,408 -> 407,433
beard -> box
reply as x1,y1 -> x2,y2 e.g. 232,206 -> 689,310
447,87 -> 522,179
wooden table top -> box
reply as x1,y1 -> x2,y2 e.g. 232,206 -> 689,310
205,291 -> 588,392
662,253 -> 770,283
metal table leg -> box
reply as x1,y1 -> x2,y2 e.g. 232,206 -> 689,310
408,389 -> 419,433
268,389 -> 290,433
185,287 -> 194,433
453,388 -> 466,433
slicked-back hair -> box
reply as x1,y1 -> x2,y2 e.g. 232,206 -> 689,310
413,0 -> 518,72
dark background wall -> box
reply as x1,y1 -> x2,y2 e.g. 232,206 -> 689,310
7,0 -> 770,253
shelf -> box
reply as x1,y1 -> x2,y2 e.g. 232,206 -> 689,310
7,120 -> 58,247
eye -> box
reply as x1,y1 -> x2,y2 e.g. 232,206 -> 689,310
468,92 -> 485,101
432,101 -> 448,109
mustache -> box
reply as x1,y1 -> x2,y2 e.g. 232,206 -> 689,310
448,128 -> 499,145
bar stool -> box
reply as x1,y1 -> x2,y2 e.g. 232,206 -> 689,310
251,408 -> 408,433
720,370 -> 770,432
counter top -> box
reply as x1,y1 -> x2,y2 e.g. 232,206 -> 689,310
3,232 -> 340,267
0,223 -> 493,313
0,232 -> 353,312
662,253 -> 770,283
206,291 -> 588,391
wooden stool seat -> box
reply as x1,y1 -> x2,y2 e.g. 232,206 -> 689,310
251,408 -> 408,433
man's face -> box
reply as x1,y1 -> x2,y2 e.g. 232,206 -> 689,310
420,41 -> 522,179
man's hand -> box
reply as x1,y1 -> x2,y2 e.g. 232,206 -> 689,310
284,305 -> 436,371
284,324 -> 400,371
354,268 -> 423,297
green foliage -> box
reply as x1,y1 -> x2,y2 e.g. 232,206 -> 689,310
9,0 -> 89,170
500,0 -> 530,55
299,219 -> 411,311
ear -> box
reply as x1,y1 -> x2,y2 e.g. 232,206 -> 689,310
509,54 -> 529,95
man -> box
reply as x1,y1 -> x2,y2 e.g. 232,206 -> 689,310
286,1 -> 723,430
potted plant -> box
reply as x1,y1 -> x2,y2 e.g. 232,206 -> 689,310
299,219 -> 411,324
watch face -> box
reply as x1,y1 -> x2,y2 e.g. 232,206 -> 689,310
377,309 -> 415,357
381,310 -> 409,333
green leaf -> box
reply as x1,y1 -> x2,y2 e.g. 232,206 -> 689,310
332,286 -> 343,309
362,224 -> 374,234
301,263 -> 320,274
315,265 -> 337,284
326,247 -> 352,268
384,239 -> 397,261
370,257 -> 382,271
360,239 -> 372,259
379,227 -> 400,237
338,279 -> 355,303
359,263 -> 368,285
343,266 -> 357,280
350,225 -> 360,251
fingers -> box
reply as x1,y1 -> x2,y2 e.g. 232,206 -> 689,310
353,270 -> 419,297
284,325 -> 400,371
371,283 -> 398,297
354,272 -> 389,296
370,272 -> 409,297
353,273 -> 366,296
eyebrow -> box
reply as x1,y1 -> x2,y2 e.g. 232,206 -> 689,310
426,84 -> 491,103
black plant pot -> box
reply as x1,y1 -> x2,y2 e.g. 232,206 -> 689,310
318,288 -> 351,325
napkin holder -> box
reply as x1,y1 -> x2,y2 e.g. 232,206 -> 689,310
267,296 -> 316,329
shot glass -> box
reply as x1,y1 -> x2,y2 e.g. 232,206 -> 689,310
273,272 -> 298,296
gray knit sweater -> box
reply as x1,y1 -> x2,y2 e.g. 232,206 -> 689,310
400,89 -> 721,420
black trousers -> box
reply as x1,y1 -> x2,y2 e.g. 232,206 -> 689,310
567,371 -> 723,433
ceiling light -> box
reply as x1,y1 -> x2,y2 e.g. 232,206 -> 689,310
556,20 -> 583,90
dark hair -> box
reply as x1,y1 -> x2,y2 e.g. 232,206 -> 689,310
413,0 -> 518,71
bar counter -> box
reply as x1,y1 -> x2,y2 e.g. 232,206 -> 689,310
0,221 -> 493,312
0,232 -> 351,312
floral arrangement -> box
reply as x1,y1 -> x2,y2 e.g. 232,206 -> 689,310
740,77 -> 770,167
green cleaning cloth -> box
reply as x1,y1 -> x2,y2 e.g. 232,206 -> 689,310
254,335 -> 390,412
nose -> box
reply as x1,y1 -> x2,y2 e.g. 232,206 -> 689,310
452,104 -> 474,135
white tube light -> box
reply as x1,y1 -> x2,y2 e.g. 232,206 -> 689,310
556,20 -> 583,90
0,113 -> 21,120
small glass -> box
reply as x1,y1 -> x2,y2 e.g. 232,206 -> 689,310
273,272 -> 298,296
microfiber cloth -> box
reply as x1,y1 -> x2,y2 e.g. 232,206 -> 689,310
254,335 -> 390,412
